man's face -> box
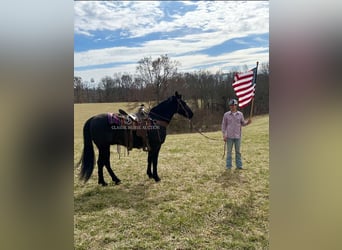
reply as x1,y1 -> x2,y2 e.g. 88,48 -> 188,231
229,104 -> 237,112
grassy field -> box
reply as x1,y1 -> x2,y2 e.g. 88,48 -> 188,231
74,103 -> 269,249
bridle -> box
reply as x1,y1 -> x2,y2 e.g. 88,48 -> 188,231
176,98 -> 191,120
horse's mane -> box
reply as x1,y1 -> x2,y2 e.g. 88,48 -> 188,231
149,96 -> 176,122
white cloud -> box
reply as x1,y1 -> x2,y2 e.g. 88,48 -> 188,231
75,1 -> 268,38
74,1 -> 163,37
74,28 -> 260,69
75,46 -> 269,83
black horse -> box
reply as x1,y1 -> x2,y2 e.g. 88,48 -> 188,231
78,92 -> 193,186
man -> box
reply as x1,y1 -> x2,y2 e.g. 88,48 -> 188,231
221,99 -> 251,170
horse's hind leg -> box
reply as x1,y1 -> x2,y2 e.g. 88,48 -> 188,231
97,147 -> 108,186
101,145 -> 121,185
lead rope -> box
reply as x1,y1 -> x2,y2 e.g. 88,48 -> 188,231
182,100 -> 227,160
189,120 -> 226,159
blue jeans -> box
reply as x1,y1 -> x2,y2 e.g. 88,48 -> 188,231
226,138 -> 242,169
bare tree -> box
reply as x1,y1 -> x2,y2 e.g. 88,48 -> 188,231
136,54 -> 180,103
260,62 -> 269,75
98,76 -> 116,102
74,76 -> 84,103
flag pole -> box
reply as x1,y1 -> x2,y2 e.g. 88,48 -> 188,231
249,97 -> 255,120
249,61 -> 259,120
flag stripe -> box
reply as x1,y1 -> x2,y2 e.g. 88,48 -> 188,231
235,85 -> 255,96
239,97 -> 253,108
232,76 -> 254,87
238,91 -> 255,102
235,71 -> 254,80
233,81 -> 253,91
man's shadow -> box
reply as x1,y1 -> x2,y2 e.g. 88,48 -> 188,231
215,169 -> 248,188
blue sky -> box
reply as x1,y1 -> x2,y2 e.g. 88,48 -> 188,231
74,1 -> 269,83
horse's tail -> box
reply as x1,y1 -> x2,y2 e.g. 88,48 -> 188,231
79,117 -> 95,183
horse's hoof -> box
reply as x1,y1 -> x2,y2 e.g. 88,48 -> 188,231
115,180 -> 121,185
147,173 -> 153,179
99,182 -> 108,186
154,177 -> 161,182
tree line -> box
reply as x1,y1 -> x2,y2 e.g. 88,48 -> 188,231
74,55 -> 269,130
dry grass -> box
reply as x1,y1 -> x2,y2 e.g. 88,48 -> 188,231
74,103 -> 269,249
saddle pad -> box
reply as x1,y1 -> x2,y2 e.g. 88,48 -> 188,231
107,113 -> 121,125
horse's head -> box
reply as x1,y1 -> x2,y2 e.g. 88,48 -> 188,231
173,91 -> 193,120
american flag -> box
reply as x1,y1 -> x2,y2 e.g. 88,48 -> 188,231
232,67 -> 257,108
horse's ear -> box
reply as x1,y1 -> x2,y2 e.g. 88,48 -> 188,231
175,91 -> 181,99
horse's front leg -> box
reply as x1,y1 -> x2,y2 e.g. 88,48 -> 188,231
151,147 -> 161,182
147,151 -> 153,179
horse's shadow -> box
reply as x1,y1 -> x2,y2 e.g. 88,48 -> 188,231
74,181 -> 159,214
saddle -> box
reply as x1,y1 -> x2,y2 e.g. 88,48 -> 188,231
109,108 -> 151,152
